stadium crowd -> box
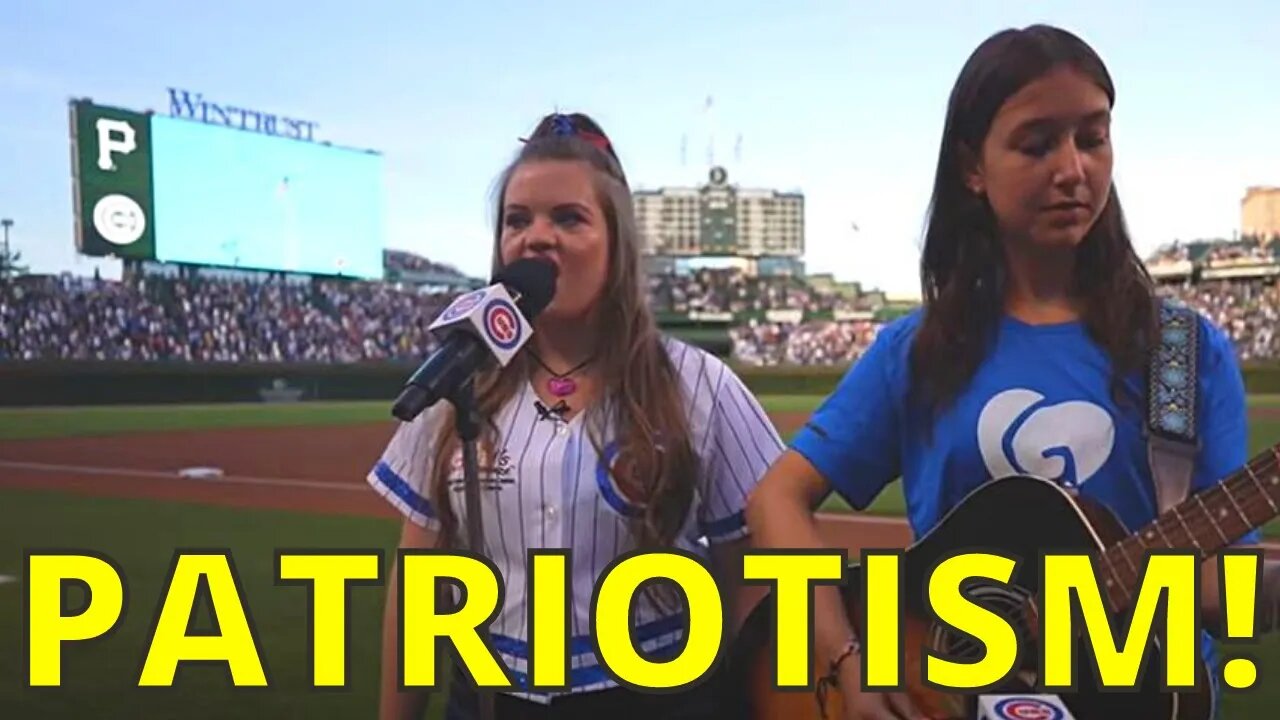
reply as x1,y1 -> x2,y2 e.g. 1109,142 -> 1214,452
1157,280 -> 1280,362
3,264 -> 1280,366
648,267 -> 886,366
0,274 -> 454,363
648,267 -> 862,316
729,319 -> 880,366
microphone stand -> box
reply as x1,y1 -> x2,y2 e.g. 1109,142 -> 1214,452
446,376 -> 496,720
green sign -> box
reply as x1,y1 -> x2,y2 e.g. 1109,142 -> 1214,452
71,100 -> 156,260
699,165 -> 738,255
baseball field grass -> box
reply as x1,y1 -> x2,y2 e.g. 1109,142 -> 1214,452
3,393 -> 1278,441
3,394 -> 1280,719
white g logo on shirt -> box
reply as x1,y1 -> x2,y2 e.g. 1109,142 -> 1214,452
977,388 -> 1115,488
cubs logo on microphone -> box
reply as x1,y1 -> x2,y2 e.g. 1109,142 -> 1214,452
425,283 -> 531,367
992,697 -> 1065,720
438,289 -> 487,323
483,299 -> 523,350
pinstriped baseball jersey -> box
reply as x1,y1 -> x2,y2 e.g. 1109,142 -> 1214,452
366,336 -> 783,702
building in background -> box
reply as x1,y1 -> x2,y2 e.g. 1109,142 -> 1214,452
634,166 -> 804,277
1242,186 -> 1280,242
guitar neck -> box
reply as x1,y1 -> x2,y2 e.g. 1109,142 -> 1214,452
1099,442 -> 1280,611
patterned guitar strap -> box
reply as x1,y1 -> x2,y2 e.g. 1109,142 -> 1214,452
1145,299 -> 1199,520
1139,300 -> 1280,720
1146,300 -> 1280,642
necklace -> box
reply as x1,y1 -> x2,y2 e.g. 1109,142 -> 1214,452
527,351 -> 595,398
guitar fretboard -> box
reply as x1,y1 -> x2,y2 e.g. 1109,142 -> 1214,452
1097,444 -> 1280,611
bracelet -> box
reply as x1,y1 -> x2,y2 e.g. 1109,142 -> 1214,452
826,637 -> 861,683
814,637 -> 862,720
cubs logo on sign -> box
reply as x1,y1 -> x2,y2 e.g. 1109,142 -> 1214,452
993,698 -> 1065,720
483,299 -> 522,350
439,289 -> 486,323
93,194 -> 147,246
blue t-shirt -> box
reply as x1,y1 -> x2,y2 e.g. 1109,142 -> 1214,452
790,308 -> 1257,701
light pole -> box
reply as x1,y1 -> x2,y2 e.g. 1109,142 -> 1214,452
0,218 -> 12,280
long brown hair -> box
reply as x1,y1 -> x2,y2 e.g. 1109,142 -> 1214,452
910,25 -> 1157,420
425,113 -> 698,560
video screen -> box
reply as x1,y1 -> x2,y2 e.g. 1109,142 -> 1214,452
149,116 -> 385,278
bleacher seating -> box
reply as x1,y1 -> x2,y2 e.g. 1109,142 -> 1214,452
3,237 -> 1279,365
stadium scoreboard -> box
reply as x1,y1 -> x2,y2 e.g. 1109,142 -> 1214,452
69,98 -> 386,279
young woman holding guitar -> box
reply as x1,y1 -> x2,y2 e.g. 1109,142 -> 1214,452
743,24 -> 1277,720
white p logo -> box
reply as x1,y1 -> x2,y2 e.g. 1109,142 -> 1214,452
95,119 -> 137,171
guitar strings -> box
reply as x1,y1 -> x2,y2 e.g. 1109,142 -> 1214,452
1102,450 -> 1280,600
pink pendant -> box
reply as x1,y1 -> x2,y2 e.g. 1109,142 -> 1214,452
548,377 -> 577,397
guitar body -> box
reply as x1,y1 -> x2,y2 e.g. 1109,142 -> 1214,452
728,475 -> 1215,720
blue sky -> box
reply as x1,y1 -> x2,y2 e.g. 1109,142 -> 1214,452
2,0 -> 1277,298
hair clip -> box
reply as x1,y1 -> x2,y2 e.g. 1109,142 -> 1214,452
517,113 -> 612,154
551,114 -> 576,136
576,130 -> 612,153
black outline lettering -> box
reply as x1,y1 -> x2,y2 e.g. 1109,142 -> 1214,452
135,549 -> 271,690
60,578 -> 92,618
1143,550 -> 1202,693
183,574 -> 222,638
1038,550 -> 1191,696
631,577 -> 692,665
273,549 -> 384,690
22,549 -> 128,689
525,549 -> 572,693
1085,550 -> 1197,697
590,548 -> 726,694
1217,549 -> 1264,693
1039,552 -> 1085,694
396,549 -> 513,691
859,549 -> 905,693
739,548 -> 846,691
919,549 -> 1023,694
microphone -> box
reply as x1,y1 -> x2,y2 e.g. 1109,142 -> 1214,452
533,399 -> 570,422
391,258 -> 558,422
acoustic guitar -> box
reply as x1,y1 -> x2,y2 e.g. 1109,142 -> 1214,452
726,441 -> 1280,720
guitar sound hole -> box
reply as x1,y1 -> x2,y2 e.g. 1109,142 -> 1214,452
927,583 -> 1038,677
